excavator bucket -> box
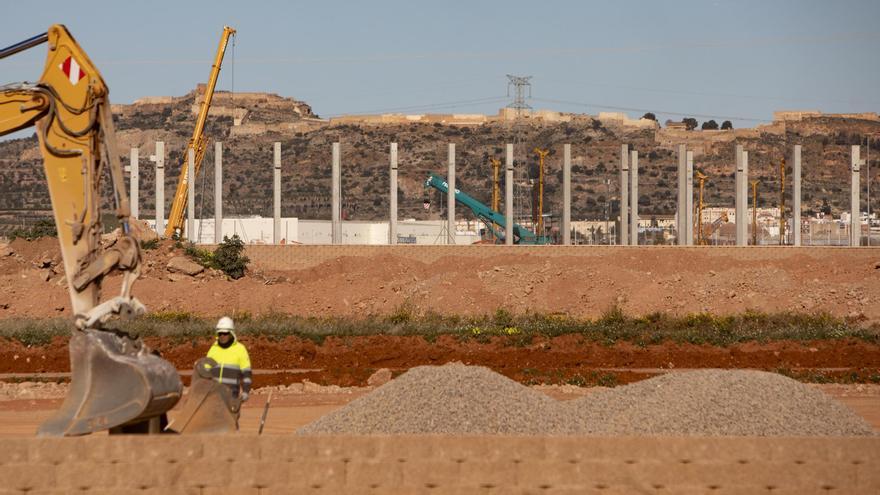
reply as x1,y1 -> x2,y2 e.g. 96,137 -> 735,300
167,358 -> 240,434
37,328 -> 182,437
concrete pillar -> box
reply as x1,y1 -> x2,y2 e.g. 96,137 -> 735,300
447,143 -> 456,245
186,148 -> 196,243
735,145 -> 748,245
129,148 -> 139,219
389,143 -> 398,245
505,143 -> 514,245
686,150 -> 694,245
154,142 -> 164,236
619,144 -> 629,245
677,144 -> 686,244
630,150 -> 639,245
562,144 -> 571,245
792,145 -> 802,246
332,142 -> 341,244
214,142 -> 223,244
273,142 -> 281,244
852,145 -> 864,246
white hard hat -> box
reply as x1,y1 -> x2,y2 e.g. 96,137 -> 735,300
216,316 -> 235,333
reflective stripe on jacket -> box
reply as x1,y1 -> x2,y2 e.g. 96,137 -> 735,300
207,340 -> 252,396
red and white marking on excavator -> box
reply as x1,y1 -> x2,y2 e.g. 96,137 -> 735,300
59,56 -> 85,85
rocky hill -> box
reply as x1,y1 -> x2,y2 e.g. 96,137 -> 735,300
1,88 -> 877,235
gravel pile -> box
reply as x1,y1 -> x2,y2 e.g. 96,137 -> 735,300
567,369 -> 875,436
297,363 -> 574,435
298,365 -> 875,437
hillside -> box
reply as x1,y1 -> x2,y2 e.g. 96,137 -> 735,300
1,88 -> 878,235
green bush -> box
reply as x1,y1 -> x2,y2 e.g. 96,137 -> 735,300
212,235 -> 249,279
179,235 -> 248,279
140,238 -> 160,250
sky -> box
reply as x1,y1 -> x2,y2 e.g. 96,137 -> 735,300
2,0 -> 879,132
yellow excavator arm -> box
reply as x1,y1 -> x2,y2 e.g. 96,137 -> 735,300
1,25 -> 181,436
164,25 -> 235,238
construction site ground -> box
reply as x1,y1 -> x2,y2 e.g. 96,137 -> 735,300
0,383 -> 877,437
0,239 -> 878,492
1,239 -> 878,322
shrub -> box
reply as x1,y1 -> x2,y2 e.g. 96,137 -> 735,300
212,235 -> 249,279
140,238 -> 160,250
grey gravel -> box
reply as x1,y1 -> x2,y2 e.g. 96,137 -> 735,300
297,364 -> 875,436
567,369 -> 875,436
297,363 -> 574,435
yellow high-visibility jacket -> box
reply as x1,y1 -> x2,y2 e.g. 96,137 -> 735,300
207,340 -> 252,397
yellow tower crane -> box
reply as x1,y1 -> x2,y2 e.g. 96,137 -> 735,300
533,148 -> 549,233
751,179 -> 760,245
164,26 -> 236,238
694,171 -> 709,244
779,157 -> 786,245
488,157 -> 502,241
489,158 -> 501,213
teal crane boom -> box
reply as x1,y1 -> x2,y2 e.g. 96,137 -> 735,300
424,172 -> 549,244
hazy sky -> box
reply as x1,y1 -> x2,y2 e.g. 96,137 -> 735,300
2,0 -> 879,128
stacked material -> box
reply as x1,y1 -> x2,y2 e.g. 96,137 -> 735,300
299,364 -> 875,437
567,369 -> 875,436
298,363 -> 573,435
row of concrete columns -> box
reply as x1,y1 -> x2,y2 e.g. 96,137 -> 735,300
130,141 -> 868,246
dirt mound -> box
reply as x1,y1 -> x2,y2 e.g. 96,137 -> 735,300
298,366 -> 875,436
297,363 -> 573,435
568,369 -> 875,436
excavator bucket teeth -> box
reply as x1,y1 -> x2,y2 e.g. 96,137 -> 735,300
168,358 -> 240,434
37,329 -> 182,437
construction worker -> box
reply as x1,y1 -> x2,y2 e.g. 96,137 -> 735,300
207,316 -> 253,403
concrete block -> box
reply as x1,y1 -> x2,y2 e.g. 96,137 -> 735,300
113,461 -> 183,489
226,460 -> 287,489
856,460 -> 880,490
211,435 -> 260,462
376,436 -> 435,460
314,436 -> 379,460
459,460 -> 517,489
177,460 -> 232,488
261,433 -> 311,461
516,460 -> 581,489
821,437 -> 880,463
204,488 -> 260,495
78,436 -> 138,463
346,459 -> 404,489
138,436 -> 203,463
56,461 -> 118,489
287,460 -> 346,490
0,464 -> 56,491
431,436 -> 545,462
28,438 -> 84,464
0,438 -> 29,464
400,459 -> 460,489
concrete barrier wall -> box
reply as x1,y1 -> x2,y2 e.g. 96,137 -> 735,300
244,244 -> 876,272
0,435 -> 875,494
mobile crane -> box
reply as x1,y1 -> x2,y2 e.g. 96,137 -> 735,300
425,172 -> 550,244
164,26 -> 236,238
0,25 -> 182,435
